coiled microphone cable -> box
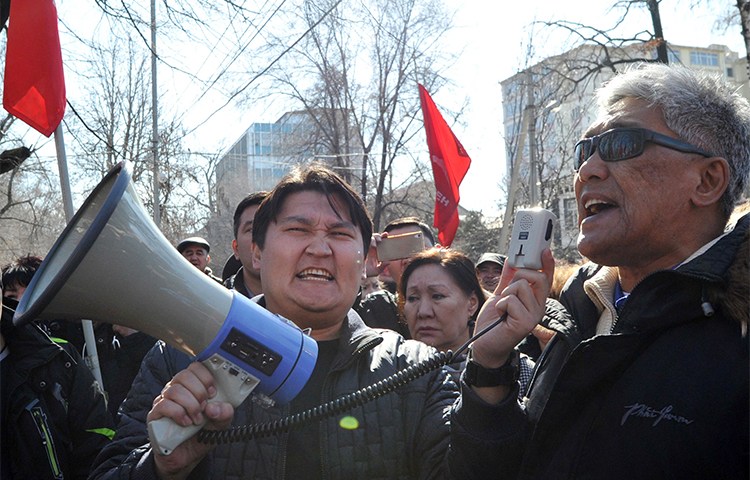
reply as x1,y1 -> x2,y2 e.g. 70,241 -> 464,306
198,313 -> 508,445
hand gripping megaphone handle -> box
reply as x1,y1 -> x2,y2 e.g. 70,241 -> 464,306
148,354 -> 261,456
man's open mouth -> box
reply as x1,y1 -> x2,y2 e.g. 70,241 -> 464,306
297,268 -> 334,281
584,199 -> 615,216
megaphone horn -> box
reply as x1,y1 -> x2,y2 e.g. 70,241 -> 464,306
13,160 -> 317,455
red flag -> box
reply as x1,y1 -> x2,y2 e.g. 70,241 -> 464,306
418,84 -> 471,247
3,0 -> 66,137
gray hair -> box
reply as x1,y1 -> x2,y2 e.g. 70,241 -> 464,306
597,62 -> 750,219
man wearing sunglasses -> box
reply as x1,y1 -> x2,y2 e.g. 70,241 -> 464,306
450,63 -> 749,479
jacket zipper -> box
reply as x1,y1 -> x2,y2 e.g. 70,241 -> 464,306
319,379 -> 328,480
319,361 -> 337,480
278,410 -> 289,480
318,336 -> 380,479
28,401 -> 63,479
611,311 -> 621,333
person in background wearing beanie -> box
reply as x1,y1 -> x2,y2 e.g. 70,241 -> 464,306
176,236 -> 222,283
475,252 -> 505,292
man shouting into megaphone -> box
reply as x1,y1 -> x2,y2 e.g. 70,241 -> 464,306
90,165 -> 473,479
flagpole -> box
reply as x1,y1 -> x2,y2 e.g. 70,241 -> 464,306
150,0 -> 160,226
54,125 -> 74,219
54,125 -> 104,389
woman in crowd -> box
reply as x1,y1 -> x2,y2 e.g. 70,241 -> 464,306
398,248 -> 534,394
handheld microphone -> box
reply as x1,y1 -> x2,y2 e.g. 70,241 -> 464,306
506,208 -> 557,270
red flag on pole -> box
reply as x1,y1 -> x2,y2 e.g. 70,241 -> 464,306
418,84 -> 471,247
3,0 -> 66,137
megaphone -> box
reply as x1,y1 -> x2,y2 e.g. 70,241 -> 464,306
13,161 -> 318,455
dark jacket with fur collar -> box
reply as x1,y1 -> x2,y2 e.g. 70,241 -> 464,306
449,213 -> 749,480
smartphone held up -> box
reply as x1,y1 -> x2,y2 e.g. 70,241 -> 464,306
376,231 -> 424,262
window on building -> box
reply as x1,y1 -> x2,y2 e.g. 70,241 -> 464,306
690,51 -> 719,67
652,48 -> 681,64
727,67 -> 734,78
503,102 -> 518,119
563,197 -> 577,229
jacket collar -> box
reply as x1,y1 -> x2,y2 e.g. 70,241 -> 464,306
674,213 -> 748,281
0,316 -> 64,385
252,295 -> 384,370
330,310 -> 385,370
228,267 -> 254,298
703,213 -> 749,333
561,213 -> 749,338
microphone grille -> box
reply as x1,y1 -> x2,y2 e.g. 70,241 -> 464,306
519,213 -> 534,231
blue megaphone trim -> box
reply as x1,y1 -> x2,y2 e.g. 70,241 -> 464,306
195,292 -> 318,404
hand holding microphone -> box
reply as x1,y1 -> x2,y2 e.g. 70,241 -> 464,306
468,209 -> 556,402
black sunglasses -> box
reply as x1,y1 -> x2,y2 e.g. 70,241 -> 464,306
574,127 -> 713,171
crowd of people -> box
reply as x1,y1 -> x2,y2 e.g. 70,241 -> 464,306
0,62 -> 747,479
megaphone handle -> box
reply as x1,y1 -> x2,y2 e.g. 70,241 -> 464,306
147,354 -> 261,456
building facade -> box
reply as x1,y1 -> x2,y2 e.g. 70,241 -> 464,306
215,118 -> 292,215
215,109 -> 362,216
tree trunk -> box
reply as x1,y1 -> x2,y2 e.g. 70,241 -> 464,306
738,0 -> 750,74
648,0 -> 668,63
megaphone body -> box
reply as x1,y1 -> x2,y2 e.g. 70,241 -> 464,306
13,161 -> 318,455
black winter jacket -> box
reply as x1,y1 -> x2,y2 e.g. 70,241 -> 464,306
222,267 -> 255,299
354,289 -> 411,338
449,213 -> 749,479
0,314 -> 114,479
38,319 -> 158,420
89,306 -> 458,480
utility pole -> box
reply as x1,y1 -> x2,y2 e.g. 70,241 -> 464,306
498,107 -> 532,253
150,0 -> 160,226
526,70 -> 539,207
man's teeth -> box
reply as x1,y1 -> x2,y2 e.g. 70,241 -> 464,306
584,199 -> 611,215
298,268 -> 333,280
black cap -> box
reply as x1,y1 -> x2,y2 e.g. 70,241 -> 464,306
177,236 -> 210,254
476,252 -> 505,268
